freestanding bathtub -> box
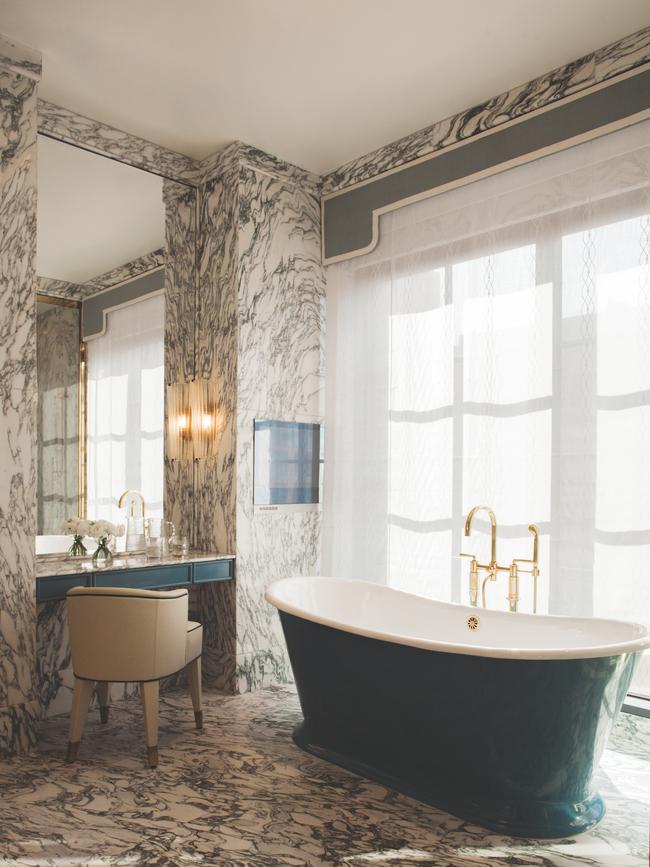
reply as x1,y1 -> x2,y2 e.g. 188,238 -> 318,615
266,576 -> 649,838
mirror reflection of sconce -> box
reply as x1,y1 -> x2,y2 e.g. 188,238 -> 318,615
166,379 -> 222,461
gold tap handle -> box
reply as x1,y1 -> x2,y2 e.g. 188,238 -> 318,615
528,524 -> 539,564
512,524 -> 540,613
459,552 -> 479,607
508,562 -> 519,612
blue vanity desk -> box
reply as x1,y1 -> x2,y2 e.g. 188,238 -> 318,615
36,551 -> 235,603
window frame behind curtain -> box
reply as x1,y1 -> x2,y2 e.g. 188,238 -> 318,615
85,290 -> 165,527
323,118 -> 650,699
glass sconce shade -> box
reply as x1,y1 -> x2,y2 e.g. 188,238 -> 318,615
167,379 -> 219,460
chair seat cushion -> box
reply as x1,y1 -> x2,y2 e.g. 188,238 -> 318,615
186,621 -> 203,663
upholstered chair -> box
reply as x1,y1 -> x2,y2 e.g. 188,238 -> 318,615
66,586 -> 203,768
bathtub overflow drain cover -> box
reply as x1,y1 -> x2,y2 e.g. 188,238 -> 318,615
467,615 -> 480,631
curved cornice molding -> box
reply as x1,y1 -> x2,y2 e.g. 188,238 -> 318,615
321,28 -> 650,264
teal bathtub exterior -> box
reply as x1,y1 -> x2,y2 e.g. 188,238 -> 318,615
280,611 -> 638,838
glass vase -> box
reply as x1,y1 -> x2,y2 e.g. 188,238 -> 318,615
92,536 -> 114,568
68,534 -> 87,557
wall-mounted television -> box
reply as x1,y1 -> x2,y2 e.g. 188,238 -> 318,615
253,419 -> 323,512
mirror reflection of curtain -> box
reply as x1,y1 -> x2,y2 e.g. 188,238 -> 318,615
36,302 -> 80,534
86,292 -> 164,525
323,119 -> 650,698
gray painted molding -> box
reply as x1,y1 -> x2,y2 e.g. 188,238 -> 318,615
322,66 -> 650,262
31,27 -> 650,264
38,249 -> 166,302
82,268 -> 165,339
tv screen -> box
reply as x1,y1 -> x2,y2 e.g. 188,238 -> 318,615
253,419 -> 323,510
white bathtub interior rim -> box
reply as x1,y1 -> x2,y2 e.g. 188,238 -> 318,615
266,577 -> 650,660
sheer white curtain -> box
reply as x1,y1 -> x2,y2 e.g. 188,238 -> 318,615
323,119 -> 650,697
86,292 -> 165,525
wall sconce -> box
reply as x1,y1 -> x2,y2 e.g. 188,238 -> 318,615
167,379 -> 220,461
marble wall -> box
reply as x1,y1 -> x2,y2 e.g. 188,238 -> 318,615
0,37 -> 40,755
163,179 -> 197,545
190,144 -> 239,693
235,154 -> 324,691
190,144 -> 325,693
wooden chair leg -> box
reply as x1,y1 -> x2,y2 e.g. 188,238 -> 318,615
140,680 -> 160,768
187,656 -> 203,730
97,681 -> 110,723
67,678 -> 94,762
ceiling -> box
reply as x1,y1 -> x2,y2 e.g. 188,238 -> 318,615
3,0 -> 650,175
37,136 -> 165,283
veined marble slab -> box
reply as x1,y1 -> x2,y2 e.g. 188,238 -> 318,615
0,33 -> 41,81
0,40 -> 40,756
192,141 -> 325,695
35,550 -> 233,579
0,686 -> 646,866
37,99 -> 200,185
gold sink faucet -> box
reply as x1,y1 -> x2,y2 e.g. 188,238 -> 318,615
118,489 -> 146,518
459,505 -> 540,613
461,505 -> 509,607
118,490 -> 147,553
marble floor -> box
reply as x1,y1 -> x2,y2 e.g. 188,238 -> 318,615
0,686 -> 647,867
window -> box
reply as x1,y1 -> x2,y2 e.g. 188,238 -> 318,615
86,292 -> 165,524
324,119 -> 650,698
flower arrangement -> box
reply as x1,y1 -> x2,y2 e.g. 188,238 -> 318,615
61,518 -> 125,565
61,518 -> 92,557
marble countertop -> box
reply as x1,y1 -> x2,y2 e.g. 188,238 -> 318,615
35,551 -> 234,579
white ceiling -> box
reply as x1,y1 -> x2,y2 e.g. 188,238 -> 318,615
3,0 -> 650,175
37,135 -> 164,283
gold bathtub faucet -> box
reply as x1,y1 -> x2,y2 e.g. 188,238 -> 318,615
459,505 -> 540,613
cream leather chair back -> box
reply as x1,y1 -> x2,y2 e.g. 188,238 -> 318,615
68,587 -> 189,682
66,586 -> 203,768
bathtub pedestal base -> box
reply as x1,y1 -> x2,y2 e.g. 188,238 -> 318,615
293,721 -> 606,839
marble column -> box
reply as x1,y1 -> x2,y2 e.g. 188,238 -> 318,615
163,179 -> 197,544
0,35 -> 41,755
193,143 -> 325,693
190,144 -> 240,693
235,151 -> 324,691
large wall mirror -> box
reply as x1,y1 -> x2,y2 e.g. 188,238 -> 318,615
36,135 -> 166,554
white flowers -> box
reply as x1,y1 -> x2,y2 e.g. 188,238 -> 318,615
61,518 -> 125,539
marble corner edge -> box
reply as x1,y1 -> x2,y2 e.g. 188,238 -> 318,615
0,32 -> 41,81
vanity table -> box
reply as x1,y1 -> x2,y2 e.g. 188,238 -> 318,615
36,552 -> 235,603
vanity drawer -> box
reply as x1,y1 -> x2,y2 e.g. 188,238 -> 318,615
193,559 -> 233,584
93,564 -> 192,590
37,574 -> 91,603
